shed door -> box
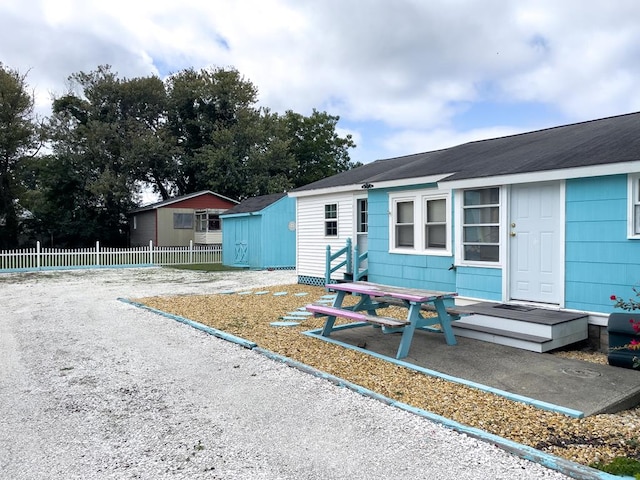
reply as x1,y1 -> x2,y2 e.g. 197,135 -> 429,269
508,182 -> 561,304
234,219 -> 249,266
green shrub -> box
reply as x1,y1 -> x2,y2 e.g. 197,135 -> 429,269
589,456 -> 640,478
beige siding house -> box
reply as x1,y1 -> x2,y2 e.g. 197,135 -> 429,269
129,191 -> 238,247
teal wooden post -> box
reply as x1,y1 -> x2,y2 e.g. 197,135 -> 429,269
325,244 -> 331,286
353,242 -> 359,279
345,237 -> 352,277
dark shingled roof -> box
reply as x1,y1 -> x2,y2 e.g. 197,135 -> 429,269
292,111 -> 640,192
222,192 -> 287,215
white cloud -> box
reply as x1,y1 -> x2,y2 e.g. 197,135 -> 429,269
2,0 -> 640,162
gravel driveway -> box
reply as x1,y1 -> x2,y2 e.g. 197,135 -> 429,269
0,267 -> 572,479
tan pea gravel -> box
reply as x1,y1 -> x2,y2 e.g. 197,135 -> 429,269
137,284 -> 640,470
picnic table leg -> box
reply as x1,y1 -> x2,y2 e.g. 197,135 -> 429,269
433,298 -> 457,345
320,315 -> 337,337
396,303 -> 420,359
320,290 -> 346,337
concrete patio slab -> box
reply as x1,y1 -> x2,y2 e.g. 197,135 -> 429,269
306,324 -> 640,417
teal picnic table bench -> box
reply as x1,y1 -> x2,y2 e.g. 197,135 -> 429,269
305,281 -> 458,359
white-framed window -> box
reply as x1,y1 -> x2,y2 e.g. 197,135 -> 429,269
628,174 -> 640,239
425,198 -> 447,249
324,203 -> 338,236
389,191 -> 451,255
195,211 -> 221,232
357,198 -> 368,233
395,200 -> 414,248
461,187 -> 500,263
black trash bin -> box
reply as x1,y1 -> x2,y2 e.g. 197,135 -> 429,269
607,312 -> 640,369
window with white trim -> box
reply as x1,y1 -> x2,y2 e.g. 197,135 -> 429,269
425,198 -> 447,249
196,211 -> 221,232
390,192 -> 450,254
324,203 -> 338,236
629,174 -> 640,238
462,187 -> 500,262
395,200 -> 414,247
357,198 -> 368,233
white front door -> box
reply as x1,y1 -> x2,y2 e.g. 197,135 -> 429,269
509,182 -> 561,304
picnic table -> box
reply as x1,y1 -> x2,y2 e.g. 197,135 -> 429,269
305,281 -> 458,359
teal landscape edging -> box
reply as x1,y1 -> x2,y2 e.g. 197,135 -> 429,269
120,298 -> 628,480
117,298 -> 257,349
303,326 -> 585,419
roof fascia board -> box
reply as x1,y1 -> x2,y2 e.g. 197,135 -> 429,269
440,161 -> 640,189
288,185 -> 361,198
288,174 -> 452,198
220,211 -> 264,219
371,174 -> 453,190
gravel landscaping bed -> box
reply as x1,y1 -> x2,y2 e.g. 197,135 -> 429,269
0,267 -> 632,479
138,281 -> 640,470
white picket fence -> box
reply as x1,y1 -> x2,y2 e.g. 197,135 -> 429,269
0,240 -> 222,272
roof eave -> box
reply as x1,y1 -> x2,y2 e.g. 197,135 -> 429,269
288,173 -> 453,198
439,161 -> 640,189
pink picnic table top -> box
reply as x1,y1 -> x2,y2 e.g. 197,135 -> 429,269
325,281 -> 457,303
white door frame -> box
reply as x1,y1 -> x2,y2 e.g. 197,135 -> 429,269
354,195 -> 368,269
504,181 -> 565,307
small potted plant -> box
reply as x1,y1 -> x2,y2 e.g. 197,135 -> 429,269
609,288 -> 640,369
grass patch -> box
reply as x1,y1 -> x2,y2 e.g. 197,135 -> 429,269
590,457 -> 640,478
162,263 -> 247,272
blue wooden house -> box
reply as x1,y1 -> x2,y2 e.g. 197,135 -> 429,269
289,111 -> 640,352
220,193 -> 296,270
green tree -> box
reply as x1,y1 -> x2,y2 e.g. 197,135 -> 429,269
165,67 -> 259,195
41,65 -> 169,246
29,64 -> 359,245
0,64 -> 40,248
282,109 -> 358,189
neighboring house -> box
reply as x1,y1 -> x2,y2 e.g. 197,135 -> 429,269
289,111 -> 640,351
220,192 -> 296,269
129,190 -> 239,247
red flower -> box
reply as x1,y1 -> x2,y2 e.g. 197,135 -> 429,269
611,295 -> 617,300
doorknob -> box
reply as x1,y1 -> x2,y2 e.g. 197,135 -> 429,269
510,231 -> 517,237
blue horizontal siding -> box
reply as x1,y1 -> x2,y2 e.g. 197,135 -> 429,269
565,175 -> 640,313
455,266 -> 502,301
366,189 -> 455,292
351,174 -> 640,313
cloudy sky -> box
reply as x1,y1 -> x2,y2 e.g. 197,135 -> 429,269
2,0 -> 640,166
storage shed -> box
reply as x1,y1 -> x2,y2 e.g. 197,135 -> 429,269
220,193 -> 296,269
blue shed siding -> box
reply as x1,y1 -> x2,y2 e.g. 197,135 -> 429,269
565,174 -> 640,313
259,198 -> 296,269
221,197 -> 295,269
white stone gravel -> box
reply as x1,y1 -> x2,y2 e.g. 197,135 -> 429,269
0,267 -> 572,479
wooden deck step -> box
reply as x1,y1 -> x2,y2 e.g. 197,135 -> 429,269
452,302 -> 587,325
452,319 -> 551,343
451,313 -> 588,353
